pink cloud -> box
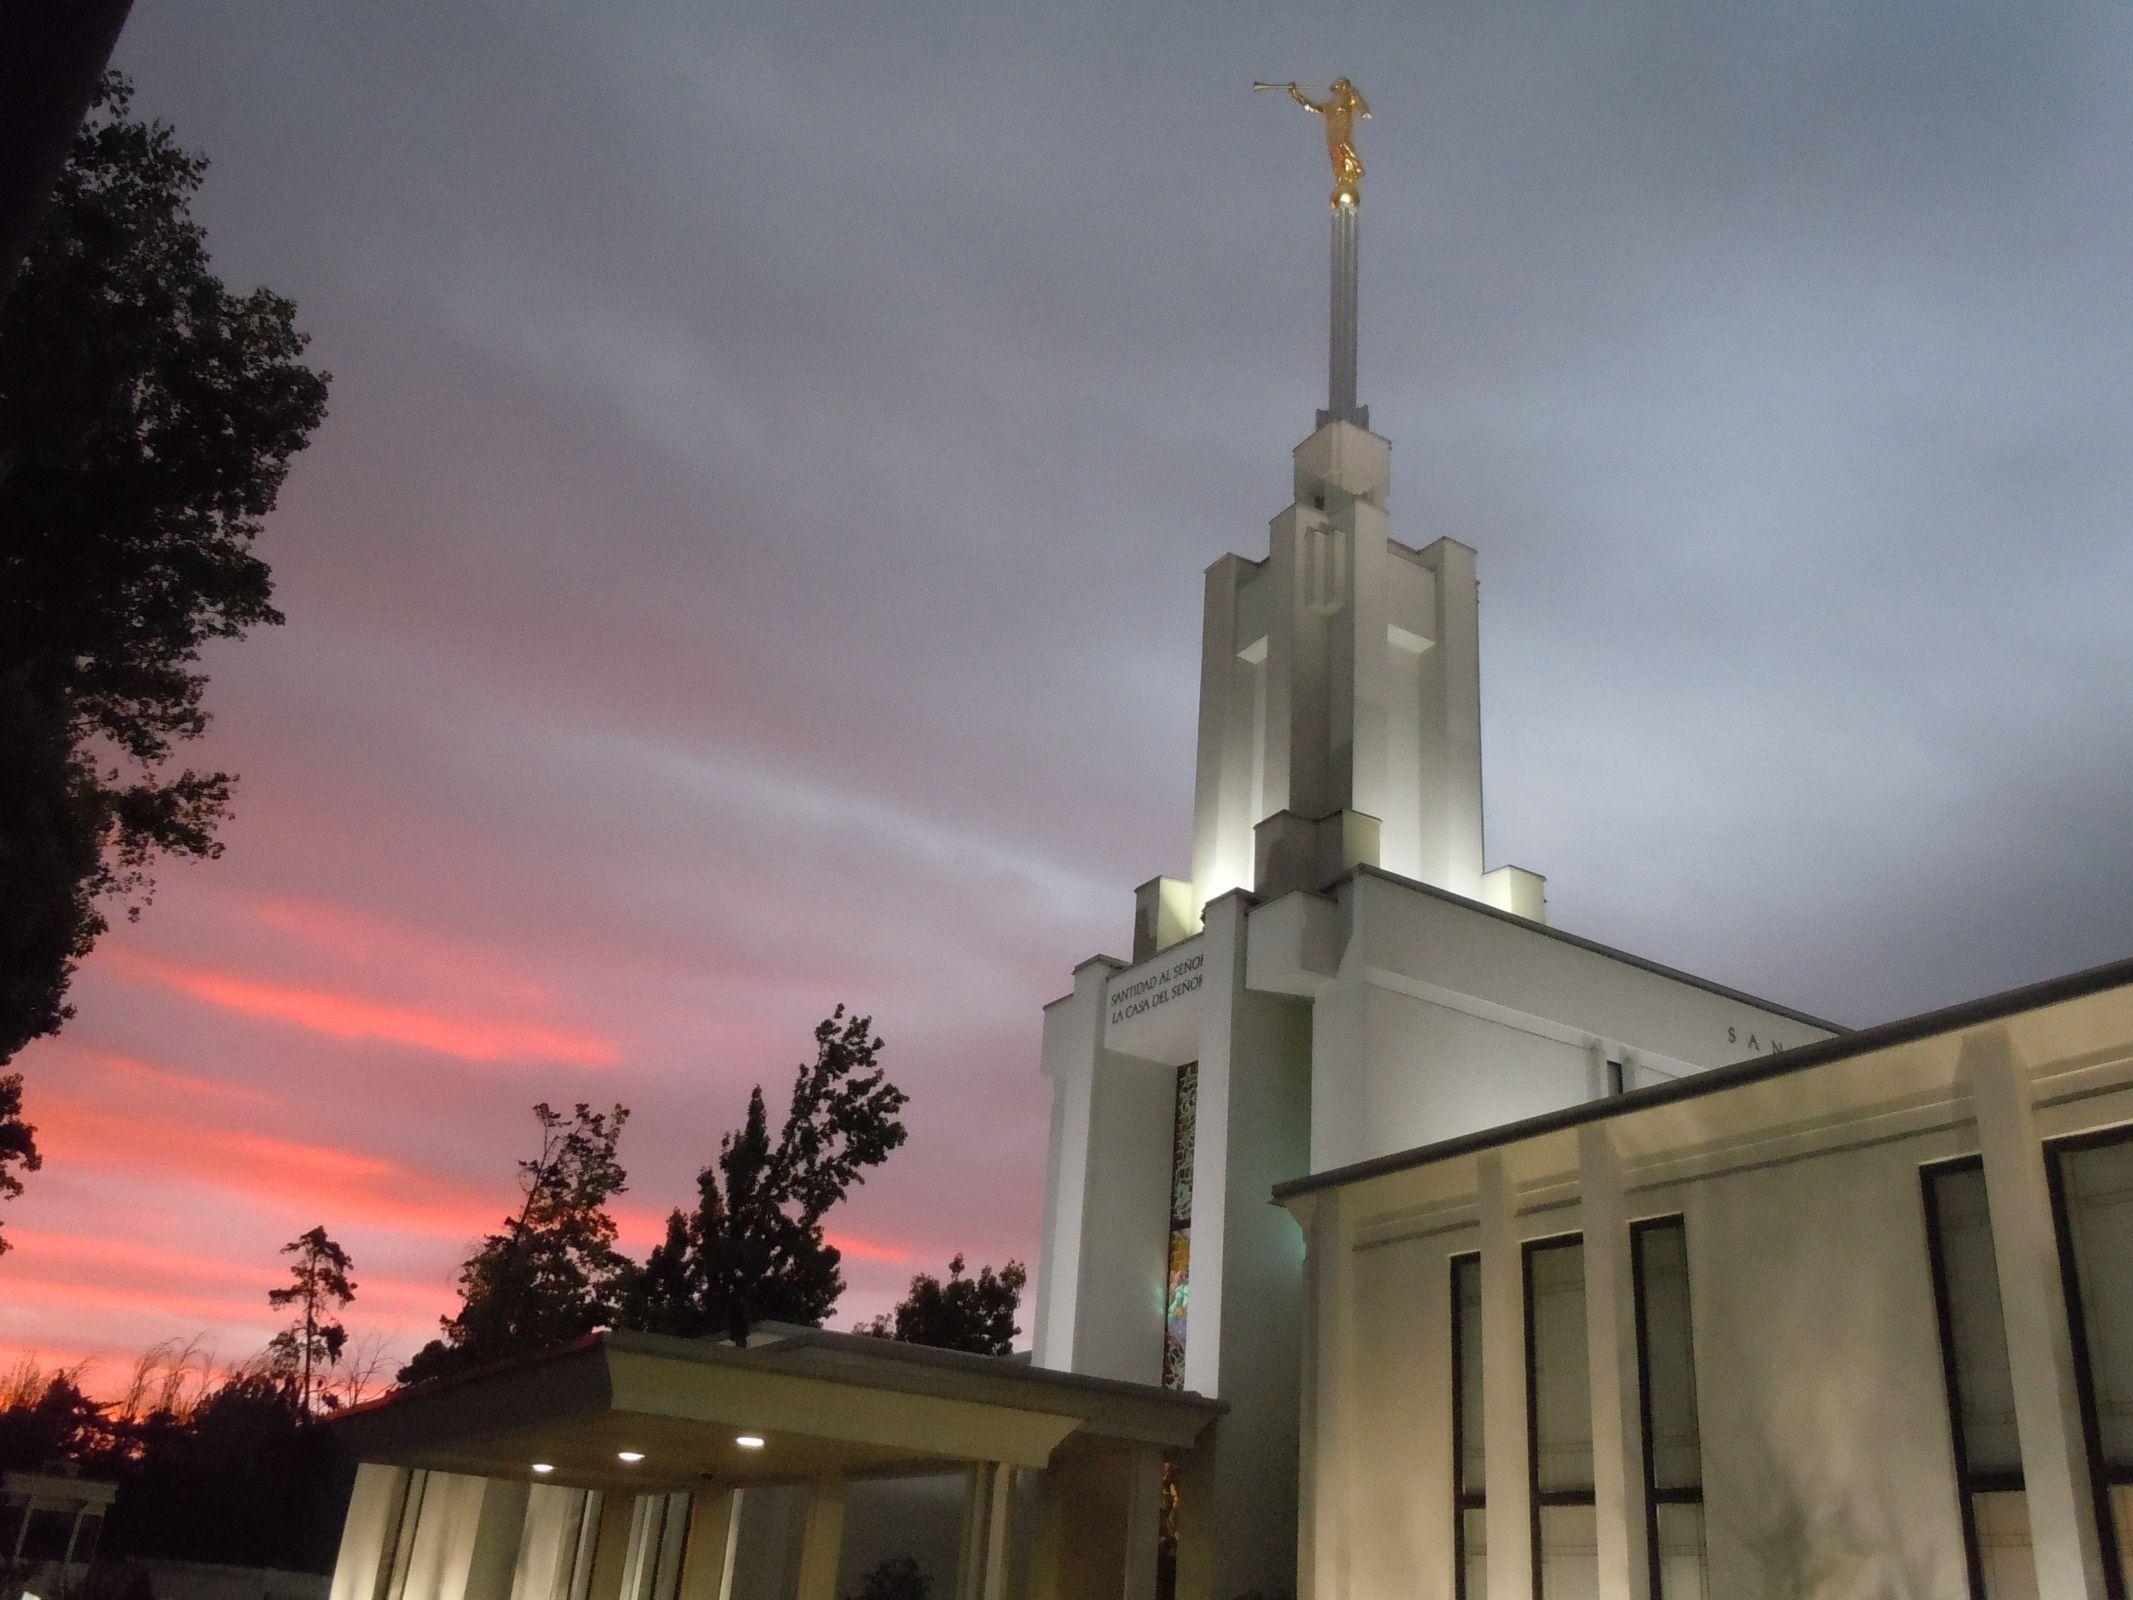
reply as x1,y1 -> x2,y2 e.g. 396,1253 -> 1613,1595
103,950 -> 620,1068
31,1094 -> 501,1242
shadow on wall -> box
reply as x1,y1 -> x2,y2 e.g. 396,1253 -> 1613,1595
1691,1148 -> 1973,1600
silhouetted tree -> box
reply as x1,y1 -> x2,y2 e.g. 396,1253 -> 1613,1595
0,1072 -> 37,1254
399,1102 -> 630,1384
0,72 -> 329,1068
107,1366 -> 351,1573
0,1366 -> 107,1471
0,1347 -> 352,1573
622,1007 -> 908,1343
267,1226 -> 355,1418
854,1254 -> 1027,1357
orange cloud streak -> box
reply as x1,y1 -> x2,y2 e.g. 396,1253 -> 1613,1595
107,951 -> 619,1068
1,1227 -> 446,1321
33,1095 -> 501,1242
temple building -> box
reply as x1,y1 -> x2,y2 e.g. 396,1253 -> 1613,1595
327,85 -> 2133,1600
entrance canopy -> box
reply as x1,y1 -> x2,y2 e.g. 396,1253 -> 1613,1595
334,1325 -> 1219,1494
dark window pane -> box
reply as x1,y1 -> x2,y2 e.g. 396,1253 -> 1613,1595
1528,1239 -> 1593,1496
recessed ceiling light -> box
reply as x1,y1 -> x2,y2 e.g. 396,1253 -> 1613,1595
735,1435 -> 766,1450
531,1463 -> 555,1475
617,1451 -> 645,1464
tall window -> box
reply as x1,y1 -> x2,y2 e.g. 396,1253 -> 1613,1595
1524,1236 -> 1595,1599
1921,1158 -> 2033,1600
1633,1218 -> 1709,1600
1163,1061 -> 1197,1390
1452,1253 -> 1485,1600
2050,1127 -> 2133,1599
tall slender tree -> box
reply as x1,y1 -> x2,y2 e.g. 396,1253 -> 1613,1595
267,1226 -> 354,1418
399,1102 -> 630,1383
622,1006 -> 908,1343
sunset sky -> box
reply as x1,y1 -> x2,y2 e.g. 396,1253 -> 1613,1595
8,1 -> 2133,1383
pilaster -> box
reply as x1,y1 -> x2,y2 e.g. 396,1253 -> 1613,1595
793,1477 -> 846,1600
1478,1155 -> 1535,1600
1297,1191 -> 1354,1600
1181,891 -> 1312,1600
1967,1028 -> 2111,1597
1579,1126 -> 1650,1600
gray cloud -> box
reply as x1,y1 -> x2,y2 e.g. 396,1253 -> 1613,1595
55,0 -> 2133,1333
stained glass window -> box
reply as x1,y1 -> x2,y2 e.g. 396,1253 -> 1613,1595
1163,1061 -> 1197,1390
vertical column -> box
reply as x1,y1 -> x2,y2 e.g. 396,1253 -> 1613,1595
981,1464 -> 1015,1600
793,1477 -> 846,1600
463,1480 -> 532,1600
1579,1126 -> 1650,1600
1297,1191 -> 1352,1600
1192,554 -> 1262,913
585,1493 -> 638,1600
1967,1027 -> 2112,1597
1122,1449 -> 1163,1600
1034,955 -> 1172,1385
1181,892 -> 1312,1600
330,1463 -> 411,1600
676,1490 -> 739,1600
1413,539 -> 1484,899
955,1467 -> 991,1600
1478,1154 -> 1534,1600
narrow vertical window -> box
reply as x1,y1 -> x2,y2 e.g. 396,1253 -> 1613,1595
2050,1128 -> 2133,1599
1452,1253 -> 1486,1600
1922,1159 -> 2030,1600
1163,1061 -> 1197,1390
1524,1236 -> 1596,1600
1605,1059 -> 1627,1098
1633,1218 -> 1708,1599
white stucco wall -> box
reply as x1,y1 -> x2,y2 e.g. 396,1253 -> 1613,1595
1681,1139 -> 1973,1597
1305,1006 -> 2133,1600
1293,871 -> 1835,1174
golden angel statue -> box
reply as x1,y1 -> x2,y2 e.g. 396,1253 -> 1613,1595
1257,78 -> 1372,207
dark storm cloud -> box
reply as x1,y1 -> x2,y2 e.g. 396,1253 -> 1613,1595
10,0 -> 2128,1366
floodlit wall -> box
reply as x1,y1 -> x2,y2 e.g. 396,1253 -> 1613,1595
1298,1003 -> 2133,1600
1288,871 -> 1835,1174
1683,1135 -> 1971,1595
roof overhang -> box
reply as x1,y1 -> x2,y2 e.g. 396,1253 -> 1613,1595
332,1328 -> 1219,1494
1276,952 -> 2133,1218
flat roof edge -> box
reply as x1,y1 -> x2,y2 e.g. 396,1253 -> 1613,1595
1273,948 -> 2133,1204
1349,865 -> 1846,1033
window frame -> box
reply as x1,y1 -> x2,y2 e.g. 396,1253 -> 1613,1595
1522,1232 -> 1593,1600
2047,1123 -> 2133,1600
1451,1251 -> 1484,1600
1630,1214 -> 1705,1599
1919,1154 -> 2009,1600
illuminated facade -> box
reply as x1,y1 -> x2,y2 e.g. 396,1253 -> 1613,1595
1280,957 -> 2133,1600
323,94 -> 2133,1600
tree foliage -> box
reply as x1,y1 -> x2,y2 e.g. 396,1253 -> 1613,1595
399,1102 -> 630,1384
105,1368 -> 350,1572
266,1225 -> 355,1418
0,1363 -> 105,1471
0,72 -> 329,1066
622,1007 -> 908,1343
0,1348 -> 350,1574
854,1254 -> 1027,1357
0,1072 -> 38,1254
